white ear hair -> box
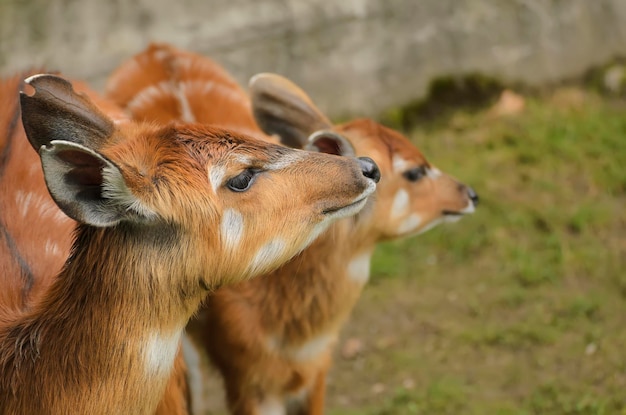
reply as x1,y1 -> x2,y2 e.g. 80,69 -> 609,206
40,140 -> 156,227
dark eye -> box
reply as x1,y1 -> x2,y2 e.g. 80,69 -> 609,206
403,166 -> 427,182
226,169 -> 257,192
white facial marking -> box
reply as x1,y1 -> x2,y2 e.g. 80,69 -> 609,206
143,331 -> 181,377
398,213 -> 423,234
248,238 -> 287,275
392,155 -> 410,173
264,151 -> 306,171
220,209 -> 244,251
347,252 -> 373,284
288,333 -> 337,362
102,165 -> 158,219
427,167 -> 442,179
257,396 -> 286,415
390,189 -> 410,220
208,164 -> 227,193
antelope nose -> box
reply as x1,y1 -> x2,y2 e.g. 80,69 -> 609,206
467,186 -> 479,206
357,157 -> 381,183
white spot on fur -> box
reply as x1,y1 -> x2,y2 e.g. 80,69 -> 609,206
392,155 -> 410,173
143,331 -> 181,376
221,209 -> 244,251
390,189 -> 409,220
289,333 -> 336,362
347,252 -> 372,284
208,164 -> 227,192
264,151 -> 306,171
102,165 -> 158,219
248,238 -> 287,275
427,167 -> 442,179
398,213 -> 422,234
267,332 -> 337,363
257,395 -> 286,415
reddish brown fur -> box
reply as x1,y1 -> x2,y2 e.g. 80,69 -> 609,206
107,44 -> 476,415
0,73 -> 191,415
106,43 -> 267,141
0,73 -> 73,317
0,73 -> 375,414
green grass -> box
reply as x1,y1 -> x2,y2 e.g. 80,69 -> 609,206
328,89 -> 626,415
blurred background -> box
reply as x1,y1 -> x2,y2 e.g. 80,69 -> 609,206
2,1 -> 625,414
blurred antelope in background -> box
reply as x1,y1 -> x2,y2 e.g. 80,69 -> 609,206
106,43 -> 477,415
0,73 -> 378,414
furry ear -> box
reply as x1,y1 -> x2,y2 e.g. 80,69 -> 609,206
305,131 -> 356,157
20,74 -> 114,151
249,73 -> 332,149
40,141 -> 153,227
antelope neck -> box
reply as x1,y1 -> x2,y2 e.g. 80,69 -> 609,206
0,224 -> 204,414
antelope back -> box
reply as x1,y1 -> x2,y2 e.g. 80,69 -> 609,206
250,74 -> 477,243
0,73 -> 73,317
0,73 -> 130,317
105,43 -> 267,141
20,74 -> 377,286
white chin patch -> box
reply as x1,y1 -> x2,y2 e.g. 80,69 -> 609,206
397,213 -> 422,234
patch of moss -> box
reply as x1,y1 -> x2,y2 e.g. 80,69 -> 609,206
380,73 -> 505,130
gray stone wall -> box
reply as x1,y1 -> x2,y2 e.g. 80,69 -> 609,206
2,0 -> 626,117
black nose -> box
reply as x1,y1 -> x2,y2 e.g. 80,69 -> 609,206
357,157 -> 381,183
467,186 -> 479,206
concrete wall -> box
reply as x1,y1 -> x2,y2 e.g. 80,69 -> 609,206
2,0 -> 626,117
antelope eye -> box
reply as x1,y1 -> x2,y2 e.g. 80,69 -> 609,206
226,169 -> 258,192
403,166 -> 427,182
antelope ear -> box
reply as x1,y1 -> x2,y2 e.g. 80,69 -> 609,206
305,131 -> 356,157
40,141 -> 153,227
249,73 -> 332,149
20,74 -> 114,152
